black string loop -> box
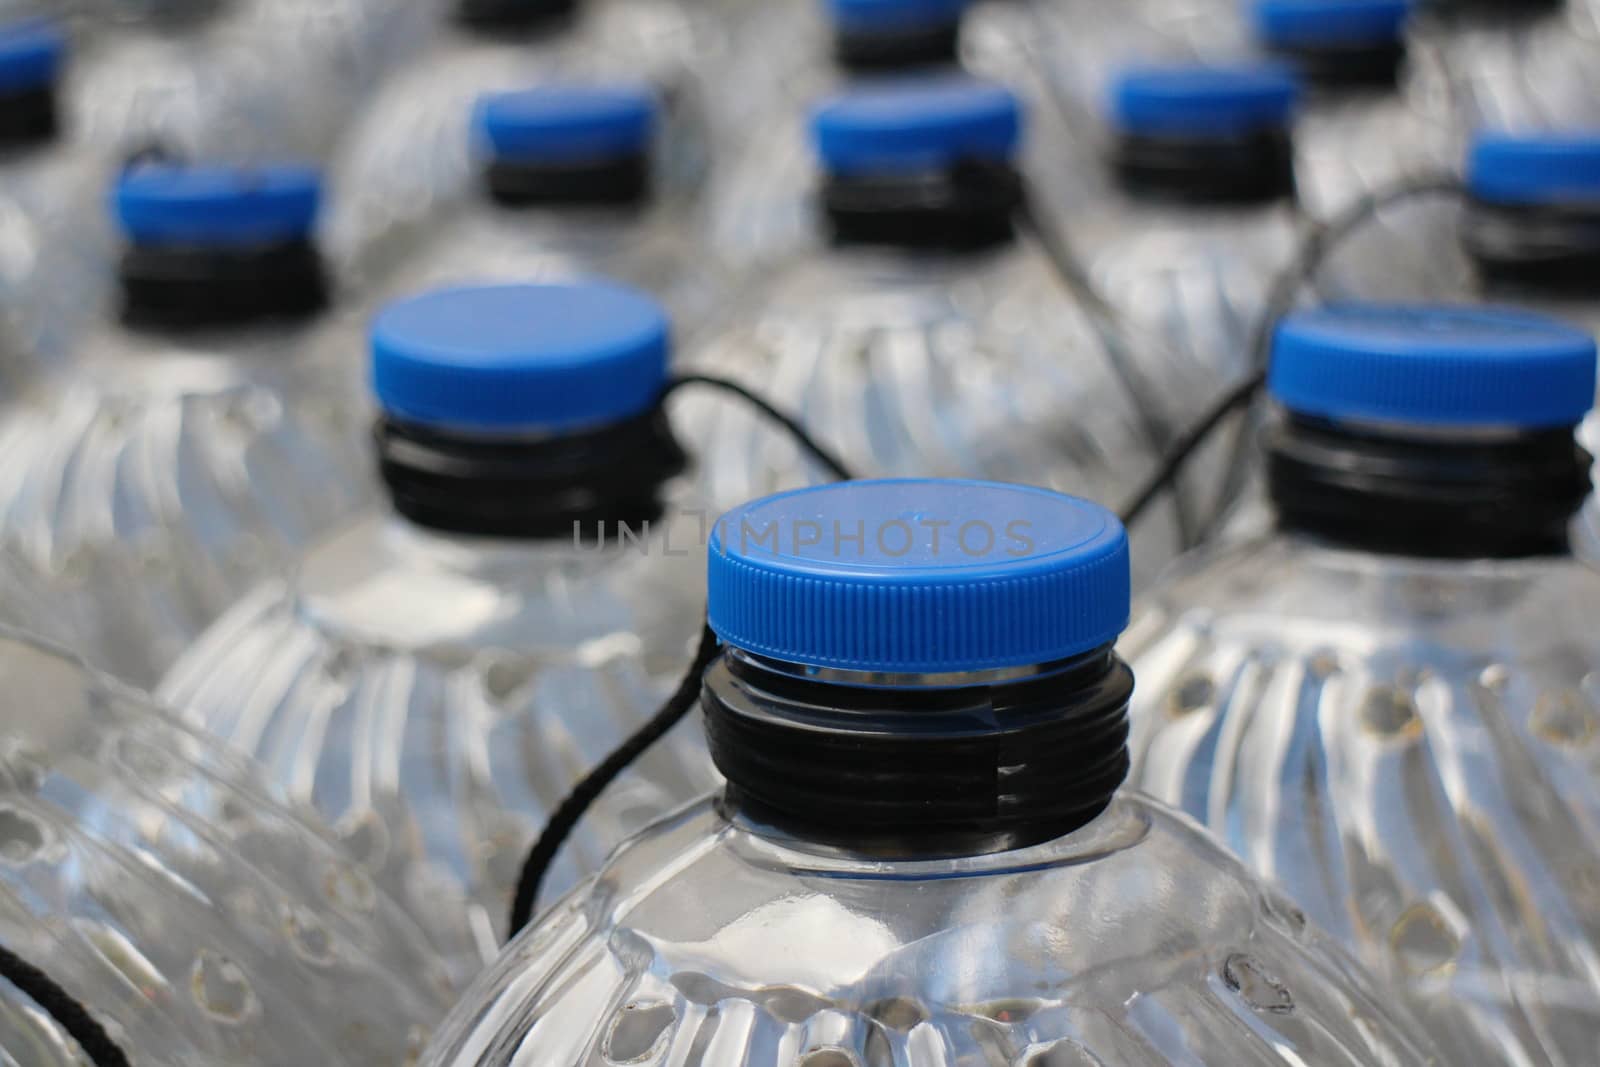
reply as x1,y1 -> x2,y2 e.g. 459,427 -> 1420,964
662,373 -> 855,483
0,943 -> 131,1067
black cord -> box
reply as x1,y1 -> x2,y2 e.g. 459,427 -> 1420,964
1118,173 -> 1467,535
0,944 -> 131,1067
509,623 -> 720,934
1014,178 -> 1199,546
663,373 -> 857,483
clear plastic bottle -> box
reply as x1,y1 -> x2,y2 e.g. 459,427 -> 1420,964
0,19 -> 114,385
1123,303 -> 1600,1067
159,282 -> 718,984
0,624 -> 455,1064
1411,0 -> 1600,133
347,84 -> 719,340
706,0 -> 1048,269
66,0 -> 370,162
682,77 -> 1193,584
420,477 -> 1441,1067
1070,65 -> 1304,394
0,163 -> 372,687
1253,0 -> 1456,219
326,0 -> 709,289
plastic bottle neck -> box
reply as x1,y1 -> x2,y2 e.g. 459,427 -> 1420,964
0,82 -> 56,151
374,408 -> 688,540
1112,127 -> 1298,206
821,158 -> 1021,250
1266,412 -> 1591,558
453,0 -> 578,33
483,151 -> 652,209
117,239 -> 329,331
1270,39 -> 1406,90
1463,197 -> 1600,297
702,644 -> 1133,859
833,17 -> 962,71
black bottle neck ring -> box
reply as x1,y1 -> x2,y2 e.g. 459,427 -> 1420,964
118,239 -> 329,331
1462,196 -> 1600,297
1267,412 -> 1592,559
0,83 -> 58,150
1111,127 -> 1297,205
703,645 -> 1133,859
484,151 -> 651,208
1270,40 -> 1406,90
453,0 -> 578,33
822,157 -> 1021,250
833,19 -> 961,71
375,405 -> 688,540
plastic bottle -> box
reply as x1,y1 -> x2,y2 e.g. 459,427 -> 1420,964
1124,303 -> 1600,1067
0,163 -> 372,686
420,477 -> 1442,1066
160,281 -> 717,983
682,76 -> 1194,583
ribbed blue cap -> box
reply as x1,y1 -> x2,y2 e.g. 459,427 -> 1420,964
0,18 -> 62,95
709,479 -> 1130,674
1270,304 -> 1598,428
1110,65 -> 1300,137
1254,0 -> 1410,48
1469,132 -> 1600,206
827,0 -> 967,32
473,84 -> 657,166
811,77 -> 1022,177
113,165 -> 321,248
371,282 -> 670,432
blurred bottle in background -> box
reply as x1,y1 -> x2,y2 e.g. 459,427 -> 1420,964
0,162 -> 374,685
681,77 -> 1197,583
326,0 -> 713,292
0,622 -> 455,1064
1126,303 -> 1600,1067
161,281 -> 718,982
339,83 -> 719,340
0,19 -> 114,387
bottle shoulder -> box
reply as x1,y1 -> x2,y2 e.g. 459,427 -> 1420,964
426,791 -> 1434,1065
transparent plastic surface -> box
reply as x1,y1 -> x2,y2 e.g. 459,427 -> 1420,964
326,0 -> 712,291
0,317 -> 373,686
66,0 -> 400,163
159,502 -> 719,982
1414,2 -> 1600,133
678,240 -> 1195,583
421,791 -> 1439,1066
0,626 -> 454,1064
356,129 -> 721,338
1124,530 -> 1600,1066
0,146 -> 114,387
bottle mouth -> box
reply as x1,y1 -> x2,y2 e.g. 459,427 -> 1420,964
1254,0 -> 1409,89
0,18 -> 63,149
1108,66 -> 1300,204
1464,135 -> 1600,291
1266,413 -> 1591,558
702,643 -> 1133,858
374,407 -> 687,540
474,85 -> 659,206
828,0 -> 967,69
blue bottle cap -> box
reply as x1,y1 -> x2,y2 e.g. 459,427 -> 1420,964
0,18 -> 63,95
1468,132 -> 1600,207
811,77 -> 1021,177
371,282 -> 670,433
1253,0 -> 1410,48
709,479 -> 1130,674
826,0 -> 968,32
1270,304 -> 1598,428
114,165 -> 322,248
473,84 -> 657,166
1110,65 -> 1300,138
